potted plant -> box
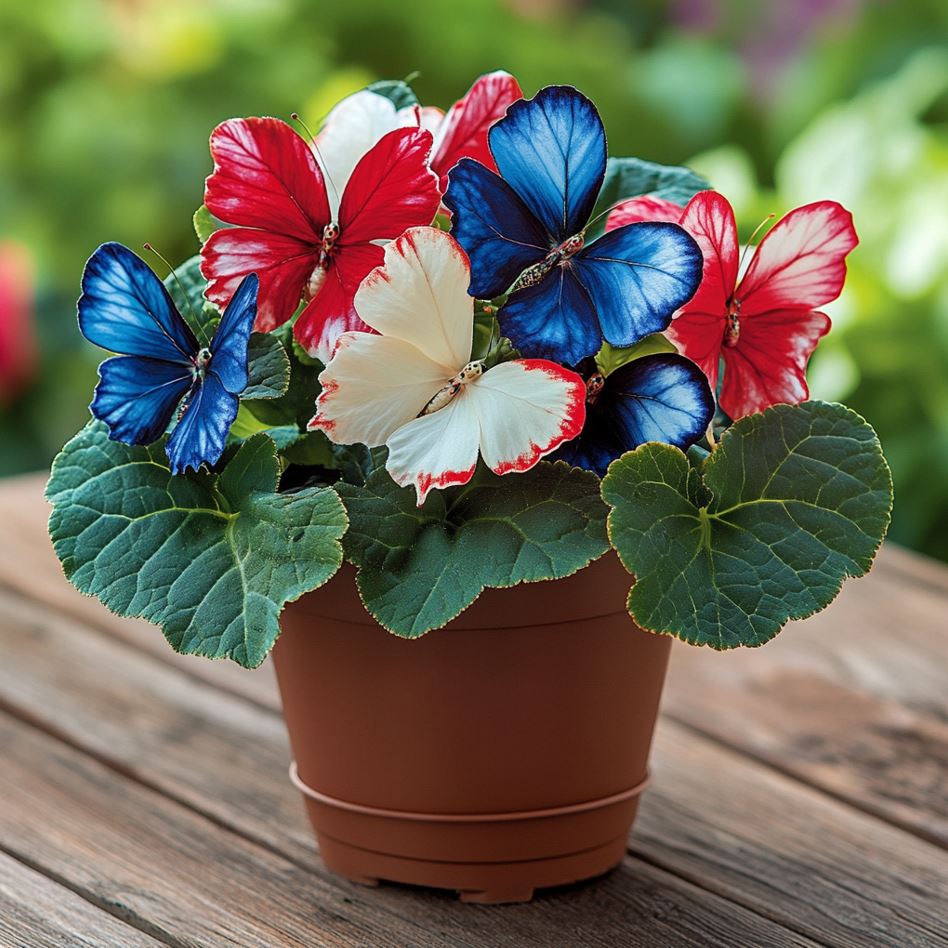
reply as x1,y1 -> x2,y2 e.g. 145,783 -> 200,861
47,73 -> 892,904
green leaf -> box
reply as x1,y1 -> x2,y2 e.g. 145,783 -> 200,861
336,462 -> 610,636
243,332 -> 291,400
193,204 -> 226,244
46,422 -> 348,668
601,401 -> 893,649
366,78 -> 418,110
595,333 -> 677,377
591,156 -> 709,228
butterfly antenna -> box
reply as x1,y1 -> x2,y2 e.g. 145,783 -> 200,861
584,199 -> 639,234
143,243 -> 210,348
291,111 -> 340,214
402,70 -> 421,84
737,213 -> 776,278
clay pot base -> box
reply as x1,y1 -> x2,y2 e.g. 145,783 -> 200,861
316,831 -> 628,904
291,763 -> 648,904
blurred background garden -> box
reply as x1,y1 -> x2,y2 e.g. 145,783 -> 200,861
1,0 -> 946,559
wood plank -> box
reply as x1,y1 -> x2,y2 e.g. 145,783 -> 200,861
0,851 -> 163,948
0,710 -> 811,948
663,553 -> 948,846
1,588 -> 942,946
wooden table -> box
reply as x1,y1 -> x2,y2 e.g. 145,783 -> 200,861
1,472 -> 946,947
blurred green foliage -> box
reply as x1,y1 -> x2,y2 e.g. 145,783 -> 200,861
1,0 -> 947,558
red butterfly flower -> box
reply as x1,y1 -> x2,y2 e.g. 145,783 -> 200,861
201,118 -> 440,363
608,191 -> 858,419
422,70 -> 523,192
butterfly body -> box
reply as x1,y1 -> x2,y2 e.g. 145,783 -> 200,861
79,242 -> 258,474
419,360 -> 485,416
510,233 -> 585,292
723,299 -> 741,348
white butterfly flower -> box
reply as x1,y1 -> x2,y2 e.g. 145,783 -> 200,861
308,227 -> 586,505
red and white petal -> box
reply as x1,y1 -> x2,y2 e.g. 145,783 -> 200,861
430,71 -> 523,189
314,90 -> 419,217
605,196 -> 684,231
354,227 -> 473,371
308,332 -> 450,447
338,127 -> 441,245
205,118 -> 328,238
665,311 -> 724,393
201,228 -> 314,332
293,242 -> 384,362
679,190 -> 739,319
719,308 -> 831,419
385,396 -> 480,506
466,359 -> 586,476
737,201 -> 858,315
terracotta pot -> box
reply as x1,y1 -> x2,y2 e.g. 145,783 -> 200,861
272,554 -> 671,904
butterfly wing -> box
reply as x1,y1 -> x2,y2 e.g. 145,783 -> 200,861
719,309 -> 831,419
465,358 -> 586,475
208,273 -> 258,394
202,117 -> 328,330
79,242 -> 198,361
553,354 -> 713,476
385,395 -> 482,506
605,196 -> 684,230
294,127 -> 440,360
488,85 -> 606,240
569,222 -> 703,348
497,263 -> 602,366
165,372 -> 239,475
718,200 -> 856,419
91,356 -> 193,445
664,190 -> 740,391
736,201 -> 857,314
442,158 -> 549,299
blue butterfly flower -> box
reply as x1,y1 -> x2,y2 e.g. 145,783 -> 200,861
443,86 -> 703,367
552,353 -> 714,476
78,242 -> 258,474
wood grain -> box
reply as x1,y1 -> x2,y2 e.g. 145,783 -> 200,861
1,584 -> 944,946
0,852 -> 163,948
0,709 -> 813,948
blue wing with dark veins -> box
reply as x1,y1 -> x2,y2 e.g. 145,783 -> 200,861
78,242 -> 199,362
91,356 -> 193,446
572,222 -> 703,348
165,372 -> 239,475
488,86 -> 606,240
553,354 -> 714,476
443,158 -> 548,299
497,264 -> 602,366
209,273 -> 258,393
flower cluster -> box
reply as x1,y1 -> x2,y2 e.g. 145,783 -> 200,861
77,73 -> 857,497
52,72 -> 892,663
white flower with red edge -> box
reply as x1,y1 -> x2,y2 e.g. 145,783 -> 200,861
607,191 -> 858,419
308,226 -> 586,505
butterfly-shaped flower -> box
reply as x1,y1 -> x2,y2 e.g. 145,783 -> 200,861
442,85 -> 703,367
308,227 -> 586,505
200,118 -> 440,364
79,242 -> 258,474
607,191 -> 858,419
552,353 -> 714,477
314,72 -> 523,208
